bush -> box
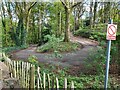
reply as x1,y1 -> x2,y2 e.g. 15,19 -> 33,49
74,29 -> 92,38
28,55 -> 38,66
74,28 -> 120,42
37,34 -> 81,53
85,46 -> 106,75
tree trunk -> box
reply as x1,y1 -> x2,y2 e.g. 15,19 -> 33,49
64,8 -> 70,42
38,10 -> 42,42
25,10 -> 31,45
1,3 -> 7,46
15,18 -> 21,46
57,12 -> 62,38
59,12 -> 62,36
38,10 -> 43,46
90,0 -> 93,29
74,9 -> 80,31
20,17 -> 26,46
93,1 -> 98,27
101,3 -> 104,23
118,10 -> 120,29
73,8 -> 76,32
75,19 -> 80,30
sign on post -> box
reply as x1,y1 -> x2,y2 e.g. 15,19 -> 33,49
104,19 -> 117,90
106,24 -> 117,40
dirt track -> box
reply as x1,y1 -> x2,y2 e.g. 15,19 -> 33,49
11,34 -> 99,68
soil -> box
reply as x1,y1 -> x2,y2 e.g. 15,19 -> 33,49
11,33 -> 98,68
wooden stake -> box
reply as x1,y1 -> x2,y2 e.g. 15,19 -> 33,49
64,78 -> 67,90
30,66 -> 35,90
56,77 -> 59,90
47,74 -> 50,90
43,72 -> 46,90
71,81 -> 74,90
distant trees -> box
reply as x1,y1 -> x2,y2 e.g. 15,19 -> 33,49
1,1 -> 119,47
73,2 -> 85,31
1,2 -> 37,46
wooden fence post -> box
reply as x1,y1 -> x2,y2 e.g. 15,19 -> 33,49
47,74 -> 50,90
16,61 -> 19,79
37,67 -> 42,89
43,72 -> 46,90
24,62 -> 26,88
13,61 -> 16,78
27,63 -> 31,88
37,68 -> 40,89
9,65 -> 12,77
71,81 -> 74,90
56,77 -> 59,90
4,60 -> 76,90
64,78 -> 67,90
30,66 -> 35,90
25,62 -> 27,88
19,61 -> 22,80
22,61 -> 24,88
52,77 -> 54,89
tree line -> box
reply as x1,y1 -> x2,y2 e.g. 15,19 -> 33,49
1,1 -> 119,47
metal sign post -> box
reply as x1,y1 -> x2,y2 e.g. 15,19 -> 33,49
104,19 -> 112,90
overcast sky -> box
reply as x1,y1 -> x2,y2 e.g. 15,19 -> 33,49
1,0 -> 120,2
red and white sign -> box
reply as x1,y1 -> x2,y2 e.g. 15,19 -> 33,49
106,24 -> 117,40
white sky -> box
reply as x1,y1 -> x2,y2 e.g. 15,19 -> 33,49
1,0 -> 120,2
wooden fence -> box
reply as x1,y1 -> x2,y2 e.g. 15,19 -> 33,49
4,60 -> 75,89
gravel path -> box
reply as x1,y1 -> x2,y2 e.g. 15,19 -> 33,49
11,34 -> 99,68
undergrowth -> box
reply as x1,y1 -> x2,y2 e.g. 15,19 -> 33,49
28,55 -> 120,89
37,34 -> 81,53
2,45 -> 28,53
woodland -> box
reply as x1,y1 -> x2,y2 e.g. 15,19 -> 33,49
0,0 -> 120,89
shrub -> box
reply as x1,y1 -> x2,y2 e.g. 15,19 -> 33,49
28,55 -> 38,66
37,34 -> 81,53
85,46 -> 106,75
74,29 -> 107,41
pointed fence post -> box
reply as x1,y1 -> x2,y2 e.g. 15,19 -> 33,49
52,77 -> 55,89
64,78 -> 67,90
16,61 -> 19,79
47,74 -> 50,90
37,67 -> 40,89
37,67 -> 42,89
71,81 -> 74,90
30,66 -> 35,90
43,72 -> 46,90
56,77 -> 59,90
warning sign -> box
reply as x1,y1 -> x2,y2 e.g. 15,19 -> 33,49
106,24 -> 117,40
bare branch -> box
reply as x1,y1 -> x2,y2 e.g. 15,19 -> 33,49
28,2 -> 37,11
71,2 -> 82,9
60,0 -> 68,9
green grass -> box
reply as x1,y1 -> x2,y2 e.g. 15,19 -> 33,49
2,45 -> 28,53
